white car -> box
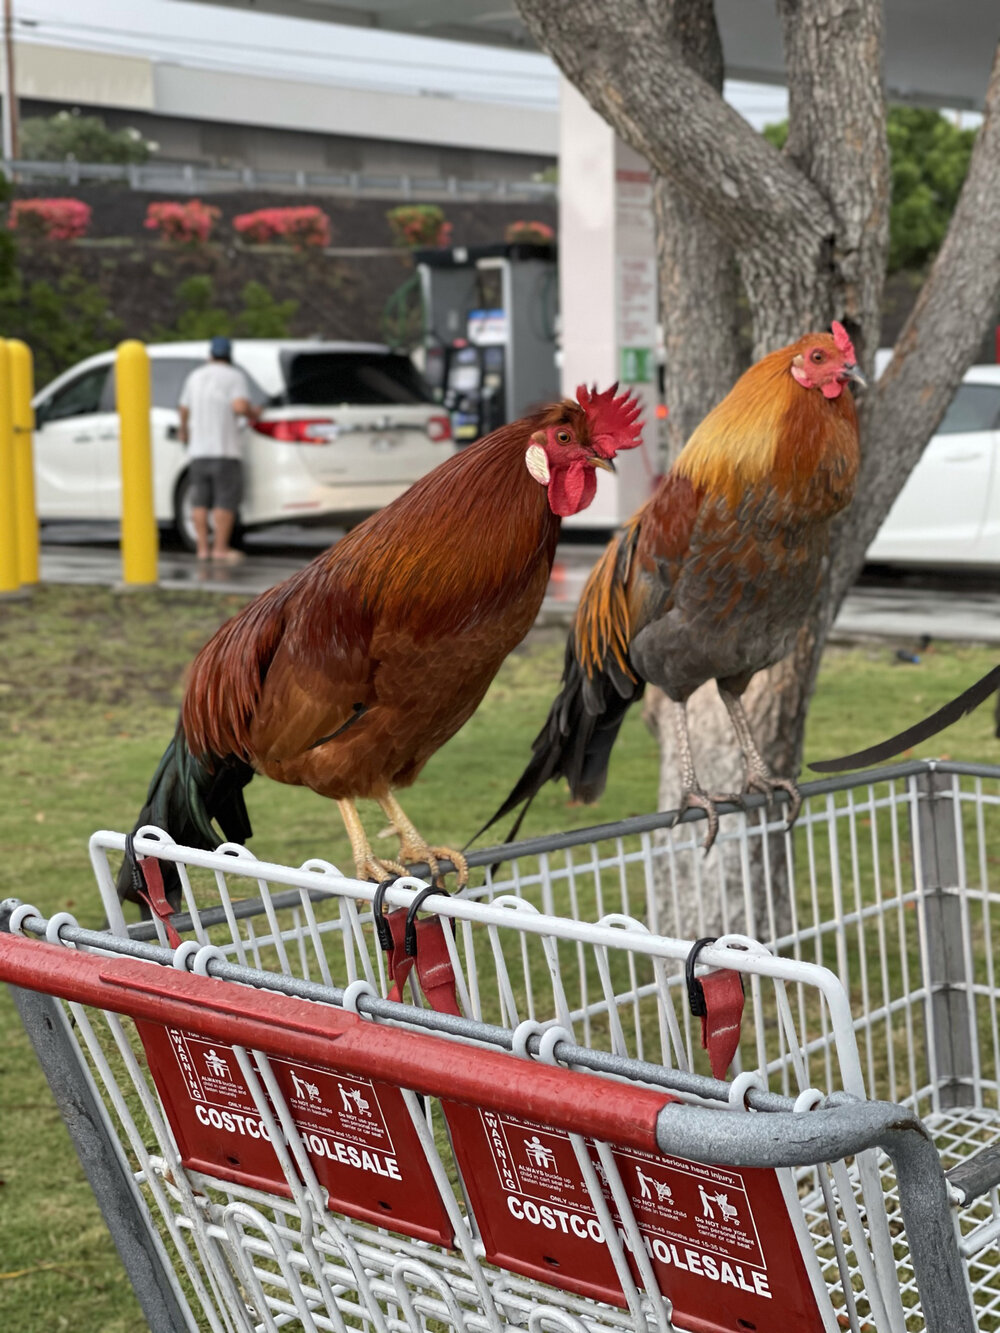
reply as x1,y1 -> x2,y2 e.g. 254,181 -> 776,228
32,339 -> 454,548
868,361 -> 1000,568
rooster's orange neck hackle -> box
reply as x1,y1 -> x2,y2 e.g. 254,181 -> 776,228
479,325 -> 865,850
675,325 -> 860,511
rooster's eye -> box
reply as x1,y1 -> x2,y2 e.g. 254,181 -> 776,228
811,350 -> 824,364
556,429 -> 571,444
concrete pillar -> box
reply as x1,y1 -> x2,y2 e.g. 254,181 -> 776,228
559,77 -> 659,529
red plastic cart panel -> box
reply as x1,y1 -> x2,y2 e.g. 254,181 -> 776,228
443,1104 -> 825,1333
138,1022 -> 453,1245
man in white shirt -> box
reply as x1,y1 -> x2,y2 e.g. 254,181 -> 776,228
178,337 -> 260,562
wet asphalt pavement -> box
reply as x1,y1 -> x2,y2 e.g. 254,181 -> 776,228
36,522 -> 1000,644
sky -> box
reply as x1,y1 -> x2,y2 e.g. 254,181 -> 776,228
11,0 -> 791,128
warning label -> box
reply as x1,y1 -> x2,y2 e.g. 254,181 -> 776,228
444,1104 -> 826,1333
617,1149 -> 765,1272
166,1033 -> 402,1178
273,1059 -> 398,1165
136,1023 -> 453,1245
482,1117 -> 766,1283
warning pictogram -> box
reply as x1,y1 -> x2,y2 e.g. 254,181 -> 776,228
635,1166 -> 672,1205
524,1135 -> 558,1169
203,1048 -> 230,1079
289,1069 -> 322,1103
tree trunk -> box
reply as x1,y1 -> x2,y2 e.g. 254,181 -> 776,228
644,0 -> 770,936
650,0 -> 744,456
831,40 -> 1000,608
685,0 -> 890,936
515,0 -> 1000,934
653,186 -> 744,458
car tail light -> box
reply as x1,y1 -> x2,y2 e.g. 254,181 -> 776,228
426,414 -> 452,443
254,418 -> 338,444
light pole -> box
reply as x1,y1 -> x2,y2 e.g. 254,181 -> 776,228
1,0 -> 17,164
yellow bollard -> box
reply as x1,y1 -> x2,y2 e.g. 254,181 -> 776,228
9,340 -> 39,586
0,339 -> 19,594
116,339 -> 158,586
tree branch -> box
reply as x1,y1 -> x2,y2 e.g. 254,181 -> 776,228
517,0 -> 894,350
515,0 -> 834,280
776,0 -> 890,355
828,39 -> 1000,610
653,0 -> 744,457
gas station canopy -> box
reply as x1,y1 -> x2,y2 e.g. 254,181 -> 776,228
202,0 -> 998,109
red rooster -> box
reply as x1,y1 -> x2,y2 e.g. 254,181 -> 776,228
478,326 -> 863,851
118,385 -> 642,903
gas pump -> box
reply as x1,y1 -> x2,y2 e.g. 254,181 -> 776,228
441,341 -> 506,444
417,243 -> 558,446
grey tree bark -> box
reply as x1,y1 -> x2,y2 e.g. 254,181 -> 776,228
646,0 -> 766,935
516,0 -> 1000,936
651,0 -> 744,458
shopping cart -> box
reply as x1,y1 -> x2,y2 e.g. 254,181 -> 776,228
4,758 -> 1000,1333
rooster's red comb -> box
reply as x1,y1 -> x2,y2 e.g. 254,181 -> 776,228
831,321 -> 857,364
575,382 -> 643,458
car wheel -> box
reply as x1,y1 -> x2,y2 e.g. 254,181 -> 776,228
173,471 -> 246,553
173,471 -> 198,553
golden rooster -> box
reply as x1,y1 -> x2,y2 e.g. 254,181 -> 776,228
478,325 -> 864,850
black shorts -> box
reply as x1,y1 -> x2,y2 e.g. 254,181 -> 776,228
189,458 -> 243,511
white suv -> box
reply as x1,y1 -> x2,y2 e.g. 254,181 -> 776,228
32,339 -> 454,548
868,360 -> 1000,568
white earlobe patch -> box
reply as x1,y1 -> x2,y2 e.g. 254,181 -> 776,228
525,444 -> 550,485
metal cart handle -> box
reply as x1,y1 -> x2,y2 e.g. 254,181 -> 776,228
946,1142 -> 1000,1205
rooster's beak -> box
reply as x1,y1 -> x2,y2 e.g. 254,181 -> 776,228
590,455 -> 616,473
841,363 -> 867,387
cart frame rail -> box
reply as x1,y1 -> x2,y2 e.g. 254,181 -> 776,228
8,758 -> 1000,1333
0,910 -> 979,1333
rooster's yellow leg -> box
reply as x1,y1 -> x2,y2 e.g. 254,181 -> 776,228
337,798 -> 407,883
377,791 -> 469,888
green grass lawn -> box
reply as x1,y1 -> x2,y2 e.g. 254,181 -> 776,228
2,584 -> 999,1331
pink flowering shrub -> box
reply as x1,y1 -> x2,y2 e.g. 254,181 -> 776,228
386,205 -> 452,248
144,199 -> 220,245
504,220 -> 555,245
232,206 -> 332,250
9,197 -> 91,240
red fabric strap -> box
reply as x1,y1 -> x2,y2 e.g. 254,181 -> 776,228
382,907 -> 461,1017
136,858 -> 183,951
699,970 -> 745,1080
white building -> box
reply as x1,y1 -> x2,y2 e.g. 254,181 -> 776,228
2,16 -> 558,183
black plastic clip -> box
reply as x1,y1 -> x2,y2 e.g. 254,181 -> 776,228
685,936 -> 719,1018
372,877 -> 400,952
123,832 -> 146,901
404,884 -> 449,956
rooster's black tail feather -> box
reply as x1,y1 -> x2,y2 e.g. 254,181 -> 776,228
470,522 -> 645,849
116,721 -> 254,910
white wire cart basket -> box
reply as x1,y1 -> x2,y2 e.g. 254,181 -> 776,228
4,759 -> 1000,1333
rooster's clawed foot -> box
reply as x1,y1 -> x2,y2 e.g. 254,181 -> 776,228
669,787 -> 742,854
378,821 -> 469,885
376,794 -> 469,889
380,824 -> 469,888
357,852 -> 409,884
743,770 -> 802,829
394,838 -> 469,889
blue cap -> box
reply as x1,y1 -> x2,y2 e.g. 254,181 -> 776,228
210,336 -> 232,359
